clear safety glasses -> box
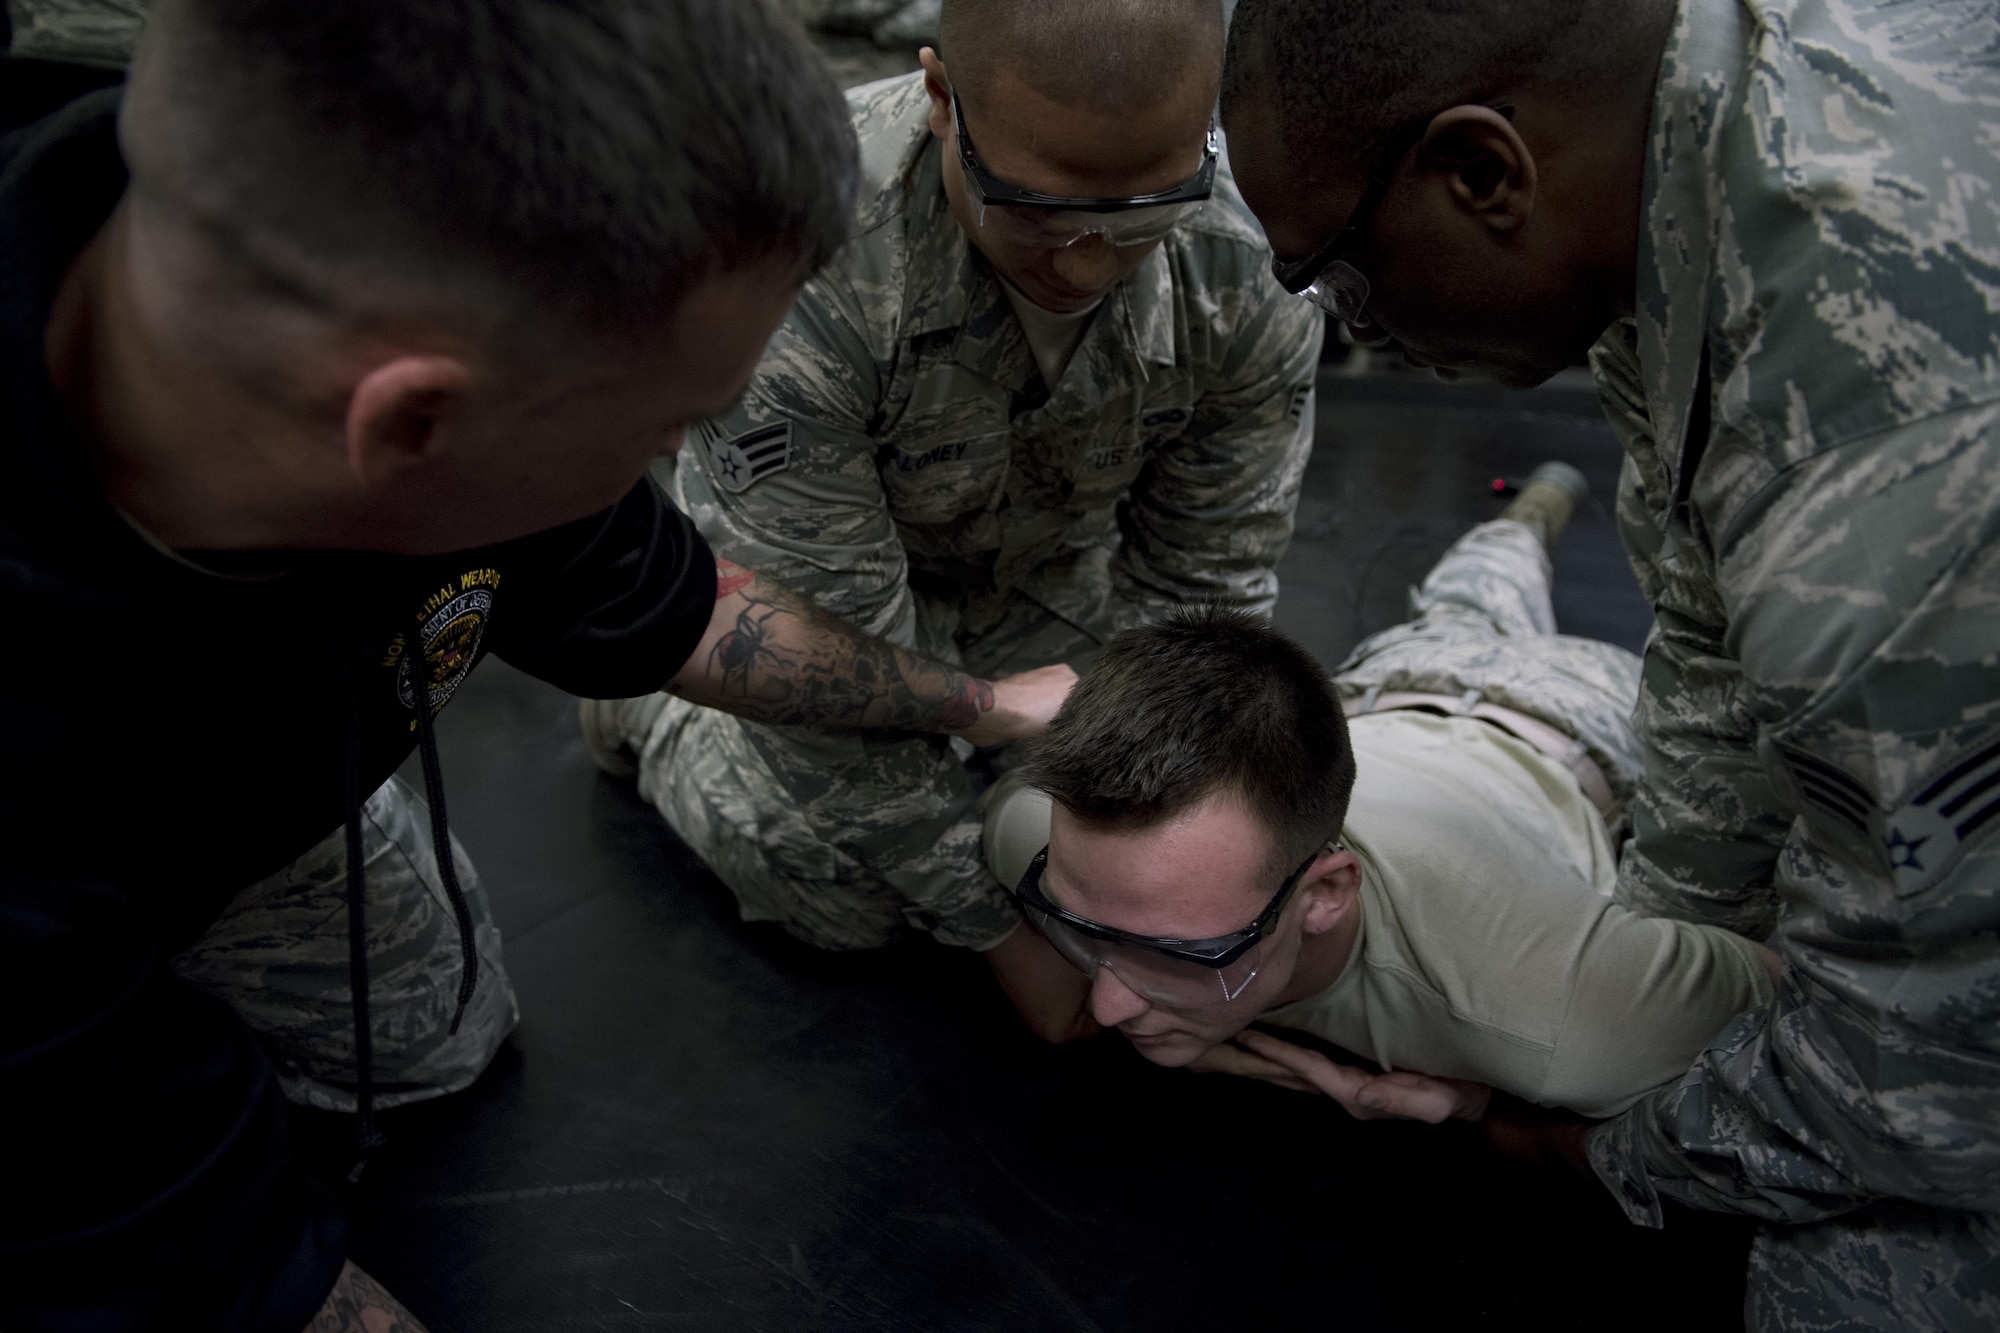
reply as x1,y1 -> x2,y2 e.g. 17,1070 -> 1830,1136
1268,172 -> 1391,325
973,199 -> 1197,251
1007,843 -> 1328,1009
1271,104 -> 1515,327
952,91 -> 1217,251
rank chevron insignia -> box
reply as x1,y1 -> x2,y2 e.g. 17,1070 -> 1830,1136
1784,746 -> 1875,838
709,420 -> 793,495
1882,736 -> 2000,898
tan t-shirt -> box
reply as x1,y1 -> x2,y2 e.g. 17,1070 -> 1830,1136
1000,281 -> 1101,390
984,711 -> 1773,1117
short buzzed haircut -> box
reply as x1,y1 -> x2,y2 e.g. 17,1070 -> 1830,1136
1028,607 -> 1356,875
1223,0 -> 1670,178
940,0 -> 1225,115
126,0 -> 856,350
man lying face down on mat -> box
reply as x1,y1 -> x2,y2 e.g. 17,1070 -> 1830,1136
985,596 -> 1783,1123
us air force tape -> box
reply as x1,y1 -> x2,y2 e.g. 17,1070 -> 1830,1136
708,420 -> 793,494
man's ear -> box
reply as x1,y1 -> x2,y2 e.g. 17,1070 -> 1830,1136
344,355 -> 472,489
1297,848 -> 1361,937
918,48 -> 952,144
1416,105 -> 1536,235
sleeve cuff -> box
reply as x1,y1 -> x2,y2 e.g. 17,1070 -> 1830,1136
968,919 -> 1024,953
1587,1108 -> 1667,1229
918,883 -> 1023,953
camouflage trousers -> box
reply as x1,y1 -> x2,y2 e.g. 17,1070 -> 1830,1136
602,584 -> 1105,952
170,774 -> 518,1113
1332,518 -> 1646,829
1745,1201 -> 2000,1332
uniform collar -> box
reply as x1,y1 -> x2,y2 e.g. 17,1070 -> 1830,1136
898,135 -> 980,341
897,131 -> 1179,374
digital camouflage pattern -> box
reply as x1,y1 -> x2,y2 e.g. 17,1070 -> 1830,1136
1744,1201 -> 2000,1331
618,71 -> 1321,952
1579,0 -> 2000,1324
4,0 -> 148,66
1331,517 -> 1645,827
171,776 -> 518,1113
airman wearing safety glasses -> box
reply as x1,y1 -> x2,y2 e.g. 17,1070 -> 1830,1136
1221,0 -> 2000,1323
586,0 -> 1322,1028
984,596 -> 1777,1126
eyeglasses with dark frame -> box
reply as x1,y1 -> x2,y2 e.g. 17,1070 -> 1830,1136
950,89 -> 1220,250
1009,841 -> 1329,971
1271,105 -> 1515,327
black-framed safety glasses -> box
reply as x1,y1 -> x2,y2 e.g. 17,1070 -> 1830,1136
1009,841 -> 1333,1008
1011,842 -> 1322,968
1272,105 -> 1514,326
951,89 -> 1219,250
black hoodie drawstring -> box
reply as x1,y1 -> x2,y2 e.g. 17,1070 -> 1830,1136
338,619 -> 481,1183
409,618 -> 479,1037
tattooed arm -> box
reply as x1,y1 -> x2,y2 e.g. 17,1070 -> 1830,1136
304,1261 -> 428,1332
667,561 -> 1075,746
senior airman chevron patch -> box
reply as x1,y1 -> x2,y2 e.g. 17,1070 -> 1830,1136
709,420 -> 792,494
1883,736 -> 2000,898
1780,737 -> 2000,897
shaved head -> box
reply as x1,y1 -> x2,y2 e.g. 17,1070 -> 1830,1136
1224,0 -> 1672,179
120,0 -> 853,363
940,0 -> 1224,115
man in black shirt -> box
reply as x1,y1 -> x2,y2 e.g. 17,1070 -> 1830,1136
0,1 -> 1073,1329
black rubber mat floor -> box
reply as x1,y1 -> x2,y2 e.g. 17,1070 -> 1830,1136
294,364 -> 1751,1332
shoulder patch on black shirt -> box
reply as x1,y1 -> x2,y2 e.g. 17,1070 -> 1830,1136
390,568 -> 502,716
709,420 -> 792,494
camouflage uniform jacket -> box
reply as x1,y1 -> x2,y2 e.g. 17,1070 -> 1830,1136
672,72 -> 1322,649
1585,0 -> 2000,1229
